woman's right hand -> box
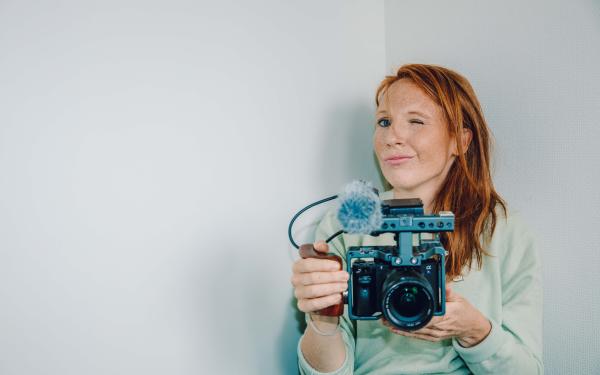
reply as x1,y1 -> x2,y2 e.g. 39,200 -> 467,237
290,241 -> 350,313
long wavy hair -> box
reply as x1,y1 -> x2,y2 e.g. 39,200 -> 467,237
375,64 -> 507,278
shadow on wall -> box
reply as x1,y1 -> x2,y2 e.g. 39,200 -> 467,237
318,98 -> 385,191
279,98 -> 387,373
275,291 -> 307,375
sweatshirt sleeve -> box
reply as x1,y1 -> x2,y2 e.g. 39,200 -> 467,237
452,213 -> 544,374
298,209 -> 356,375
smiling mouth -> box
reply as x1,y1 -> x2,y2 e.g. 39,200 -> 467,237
384,156 -> 413,165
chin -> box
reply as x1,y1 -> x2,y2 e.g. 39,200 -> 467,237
385,177 -> 418,192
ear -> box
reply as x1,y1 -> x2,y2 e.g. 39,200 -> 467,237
452,128 -> 472,156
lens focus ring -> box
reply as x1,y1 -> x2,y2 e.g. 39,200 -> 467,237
381,270 -> 434,331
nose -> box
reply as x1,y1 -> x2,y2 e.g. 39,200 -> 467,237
384,121 -> 409,146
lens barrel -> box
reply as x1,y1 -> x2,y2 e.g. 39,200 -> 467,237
381,269 -> 435,331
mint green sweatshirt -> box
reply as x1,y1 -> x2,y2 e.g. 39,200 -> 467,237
297,190 -> 543,374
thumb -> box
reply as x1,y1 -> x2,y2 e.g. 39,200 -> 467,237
313,240 -> 329,254
445,285 -> 460,302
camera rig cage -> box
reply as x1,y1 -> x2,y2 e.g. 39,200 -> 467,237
346,198 -> 455,321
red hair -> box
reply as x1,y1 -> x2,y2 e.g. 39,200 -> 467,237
375,64 -> 507,278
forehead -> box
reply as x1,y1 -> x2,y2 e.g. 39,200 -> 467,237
377,79 -> 439,114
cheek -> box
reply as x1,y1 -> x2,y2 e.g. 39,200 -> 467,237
372,131 -> 384,154
415,133 -> 450,164
419,148 -> 443,167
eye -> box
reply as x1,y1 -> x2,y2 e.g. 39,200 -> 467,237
377,118 -> 391,128
409,119 -> 424,125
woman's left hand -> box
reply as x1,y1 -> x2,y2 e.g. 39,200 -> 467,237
382,286 -> 492,348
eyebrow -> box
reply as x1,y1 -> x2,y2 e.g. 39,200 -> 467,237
375,109 -> 430,118
407,110 -> 430,119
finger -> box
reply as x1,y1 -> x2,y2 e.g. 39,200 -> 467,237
291,271 -> 349,287
389,328 -> 417,337
294,282 -> 348,299
293,258 -> 341,273
313,241 -> 329,254
428,316 -> 457,332
425,316 -> 444,328
413,327 -> 446,339
445,286 -> 464,302
297,293 -> 342,313
445,286 -> 454,300
407,333 -> 446,342
389,327 -> 445,341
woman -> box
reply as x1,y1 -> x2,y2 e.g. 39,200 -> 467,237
291,64 -> 543,374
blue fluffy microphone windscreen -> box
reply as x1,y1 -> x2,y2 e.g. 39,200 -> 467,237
337,180 -> 383,234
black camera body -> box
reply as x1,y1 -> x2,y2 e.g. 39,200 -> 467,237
346,198 -> 454,330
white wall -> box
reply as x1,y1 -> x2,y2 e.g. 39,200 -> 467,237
0,1 -> 384,374
3,1 -> 598,374
384,0 -> 600,373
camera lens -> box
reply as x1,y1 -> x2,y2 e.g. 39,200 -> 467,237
381,270 -> 434,331
391,286 -> 428,318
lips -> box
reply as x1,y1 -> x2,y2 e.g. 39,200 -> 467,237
383,155 -> 413,165
384,155 -> 414,161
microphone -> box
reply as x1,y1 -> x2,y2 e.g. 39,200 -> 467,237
289,180 -> 383,317
337,180 -> 382,235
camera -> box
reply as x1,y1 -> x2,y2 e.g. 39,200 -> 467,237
346,198 -> 454,331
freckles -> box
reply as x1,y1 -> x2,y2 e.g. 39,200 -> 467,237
372,134 -> 384,152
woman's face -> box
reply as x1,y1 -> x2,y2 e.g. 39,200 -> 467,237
373,79 -> 462,199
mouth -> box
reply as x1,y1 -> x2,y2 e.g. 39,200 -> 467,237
383,155 -> 413,165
